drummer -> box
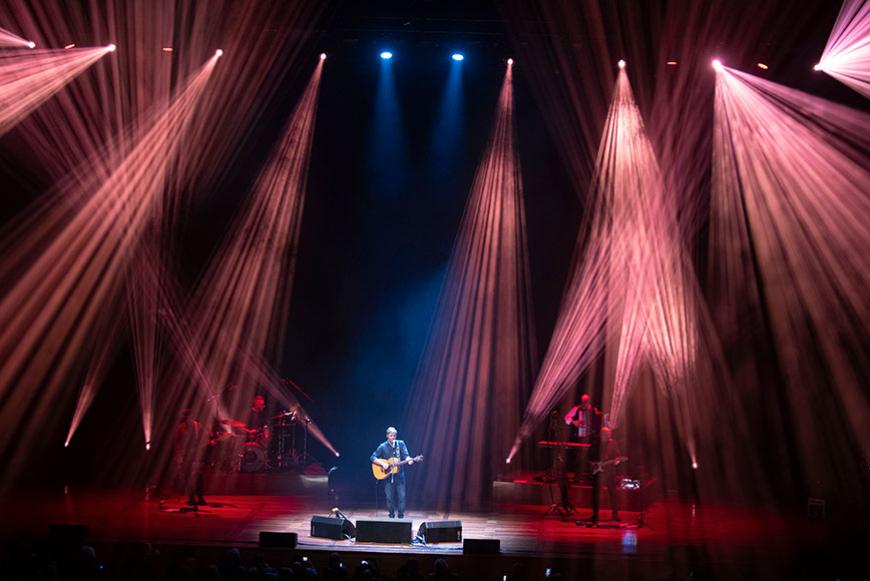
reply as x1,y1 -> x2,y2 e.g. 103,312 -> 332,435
272,405 -> 300,425
233,393 -> 271,443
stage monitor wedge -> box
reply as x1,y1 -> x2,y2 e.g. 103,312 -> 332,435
418,520 -> 462,543
355,517 -> 412,543
311,515 -> 356,540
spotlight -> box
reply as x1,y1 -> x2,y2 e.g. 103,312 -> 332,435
320,52 -> 327,60
813,62 -> 823,71
64,43 -> 75,50
451,53 -> 464,61
27,41 -> 36,49
617,59 -> 626,69
666,60 -> 678,66
757,62 -> 769,70
107,43 -> 116,52
712,59 -> 723,72
145,442 -> 151,451
215,49 -> 223,57
161,47 -> 173,53
505,457 -> 512,464
691,461 -> 698,469
64,441 -> 69,448
506,57 -> 514,65
380,51 -> 393,60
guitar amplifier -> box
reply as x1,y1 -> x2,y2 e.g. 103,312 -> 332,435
418,520 -> 462,543
355,517 -> 412,543
310,515 -> 356,540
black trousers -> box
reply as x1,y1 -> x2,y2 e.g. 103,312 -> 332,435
176,459 -> 205,502
591,469 -> 618,519
384,479 -> 406,516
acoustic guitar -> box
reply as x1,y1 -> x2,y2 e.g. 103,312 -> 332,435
371,455 -> 424,480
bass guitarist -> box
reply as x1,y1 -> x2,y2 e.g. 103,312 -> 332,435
370,427 -> 417,519
591,426 -> 623,523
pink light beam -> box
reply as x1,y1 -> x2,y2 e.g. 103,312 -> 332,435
145,58 -> 338,465
0,26 -> 35,48
817,0 -> 870,98
0,55 -> 219,476
0,45 -> 114,136
508,67 -> 699,461
712,64 -> 870,490
407,64 -> 537,510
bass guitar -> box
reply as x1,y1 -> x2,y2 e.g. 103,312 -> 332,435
590,456 -> 628,475
372,455 -> 424,480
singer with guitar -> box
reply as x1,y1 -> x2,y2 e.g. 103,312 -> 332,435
370,427 -> 422,519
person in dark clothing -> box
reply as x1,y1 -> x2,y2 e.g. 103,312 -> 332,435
246,394 -> 270,436
590,426 -> 623,522
370,427 -> 415,519
563,394 -> 604,483
426,558 -> 458,581
175,409 -> 207,506
564,394 -> 602,440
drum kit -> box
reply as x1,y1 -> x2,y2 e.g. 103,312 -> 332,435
213,408 -> 310,473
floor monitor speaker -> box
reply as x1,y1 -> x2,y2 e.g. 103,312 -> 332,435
418,520 -> 462,542
355,517 -> 412,543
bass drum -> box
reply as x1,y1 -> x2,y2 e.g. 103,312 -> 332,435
239,442 -> 267,473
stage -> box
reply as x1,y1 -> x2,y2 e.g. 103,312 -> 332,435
0,485 -> 843,579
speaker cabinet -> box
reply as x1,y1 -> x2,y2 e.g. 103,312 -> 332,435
463,538 -> 500,555
418,520 -> 462,542
355,517 -> 412,543
259,531 -> 298,549
310,515 -> 356,540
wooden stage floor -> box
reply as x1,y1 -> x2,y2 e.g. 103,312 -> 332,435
0,488 -> 829,564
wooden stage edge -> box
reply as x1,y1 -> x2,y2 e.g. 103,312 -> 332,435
0,488 -> 832,565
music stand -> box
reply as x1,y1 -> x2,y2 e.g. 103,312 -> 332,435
543,490 -> 576,520
542,447 -> 575,520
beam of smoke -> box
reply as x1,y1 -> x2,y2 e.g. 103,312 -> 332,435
64,311 -> 126,449
509,69 -> 698,460
142,60 -> 337,483
818,0 -> 870,98
712,65 -> 870,494
605,70 -> 697,425
406,64 -> 537,510
0,55 -> 219,478
0,3 -> 324,465
0,46 -> 112,136
0,25 -> 33,47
